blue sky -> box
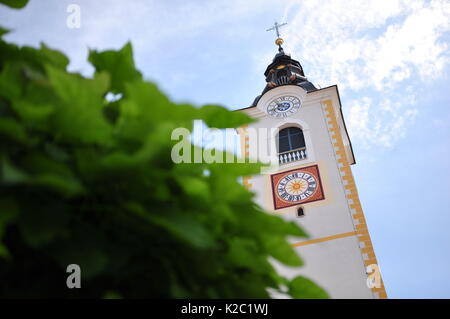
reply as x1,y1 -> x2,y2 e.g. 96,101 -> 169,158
1,0 -> 449,298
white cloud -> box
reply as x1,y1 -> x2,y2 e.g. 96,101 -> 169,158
346,97 -> 418,149
279,0 -> 450,148
2,0 -> 447,150
284,0 -> 450,89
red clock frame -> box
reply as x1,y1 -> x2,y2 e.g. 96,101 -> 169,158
270,164 -> 325,210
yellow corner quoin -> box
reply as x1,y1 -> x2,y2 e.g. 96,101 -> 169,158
238,102 -> 386,298
321,99 -> 388,299
239,125 -> 253,188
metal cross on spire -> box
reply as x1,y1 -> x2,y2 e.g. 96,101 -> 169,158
266,21 -> 287,39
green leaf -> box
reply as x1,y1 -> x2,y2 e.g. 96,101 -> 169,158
1,158 -> 29,184
88,42 -> 142,93
0,243 -> 10,259
18,201 -> 71,247
263,214 -> 309,238
209,154 -> 262,176
0,27 -> 9,37
21,153 -> 85,196
103,291 -> 122,299
2,149 -> 84,196
39,43 -> 69,69
226,237 -> 271,273
0,198 -> 19,255
263,236 -> 304,267
0,117 -> 29,144
288,276 -> 329,299
0,20 -> 320,297
175,175 -> 210,201
31,173 -> 84,197
0,0 -> 29,9
45,64 -> 113,144
0,62 -> 23,100
199,104 -> 255,128
126,202 -> 215,249
11,99 -> 54,127
50,228 -> 109,279
44,143 -> 69,162
117,81 -> 172,139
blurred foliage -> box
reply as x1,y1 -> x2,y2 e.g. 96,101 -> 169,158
0,0 -> 327,298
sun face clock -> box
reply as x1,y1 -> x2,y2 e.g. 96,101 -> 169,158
267,95 -> 301,118
271,165 -> 325,210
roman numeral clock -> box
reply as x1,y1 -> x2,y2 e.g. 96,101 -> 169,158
237,22 -> 387,299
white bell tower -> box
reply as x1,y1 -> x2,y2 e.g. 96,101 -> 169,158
237,25 -> 387,299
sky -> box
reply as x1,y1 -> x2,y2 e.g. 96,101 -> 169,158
1,0 -> 450,298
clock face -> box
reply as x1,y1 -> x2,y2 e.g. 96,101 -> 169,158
267,95 -> 301,118
277,172 -> 317,202
271,165 -> 325,210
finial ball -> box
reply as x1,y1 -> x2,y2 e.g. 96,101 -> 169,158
275,37 -> 284,45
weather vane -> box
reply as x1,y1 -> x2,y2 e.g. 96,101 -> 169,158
266,21 -> 287,47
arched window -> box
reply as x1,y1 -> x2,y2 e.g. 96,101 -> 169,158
277,127 -> 305,153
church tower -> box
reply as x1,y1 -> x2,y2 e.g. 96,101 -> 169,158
237,25 -> 387,299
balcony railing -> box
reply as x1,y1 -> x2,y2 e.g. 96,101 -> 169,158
279,147 -> 307,164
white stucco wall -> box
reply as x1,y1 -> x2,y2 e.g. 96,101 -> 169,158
240,85 -> 375,299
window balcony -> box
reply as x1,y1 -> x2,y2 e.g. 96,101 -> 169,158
279,147 -> 307,164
